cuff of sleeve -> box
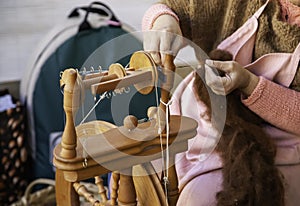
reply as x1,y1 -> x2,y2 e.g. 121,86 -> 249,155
142,3 -> 179,31
242,76 -> 266,106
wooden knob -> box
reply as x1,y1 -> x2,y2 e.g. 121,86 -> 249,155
148,106 -> 166,122
123,115 -> 138,131
147,106 -> 158,120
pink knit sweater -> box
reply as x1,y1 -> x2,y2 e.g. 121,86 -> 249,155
279,0 -> 300,27
243,76 -> 300,135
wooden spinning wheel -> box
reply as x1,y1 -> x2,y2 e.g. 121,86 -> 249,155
53,51 -> 197,206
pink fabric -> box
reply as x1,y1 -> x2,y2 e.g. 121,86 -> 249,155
242,77 -> 300,135
176,169 -> 222,206
170,72 -> 224,190
279,0 -> 300,27
217,1 -> 300,135
217,0 -> 268,66
166,1 -> 300,205
172,73 -> 300,206
142,1 -> 300,205
141,3 -> 179,31
217,0 -> 299,87
244,45 -> 300,87
175,156 -> 300,206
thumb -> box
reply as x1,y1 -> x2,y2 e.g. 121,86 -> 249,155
205,60 -> 231,73
150,52 -> 162,66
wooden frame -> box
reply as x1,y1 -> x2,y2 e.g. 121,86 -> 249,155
53,51 -> 197,205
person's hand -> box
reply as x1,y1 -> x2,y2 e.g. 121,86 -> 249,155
143,14 -> 184,66
205,60 -> 259,96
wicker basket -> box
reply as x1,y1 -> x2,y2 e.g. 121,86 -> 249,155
11,178 -> 104,206
11,179 -> 56,206
0,90 -> 29,205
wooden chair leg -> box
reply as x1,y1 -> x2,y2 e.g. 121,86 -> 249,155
118,168 -> 137,206
95,176 -> 108,203
164,156 -> 179,206
111,171 -> 120,205
55,169 -> 80,206
167,162 -> 179,206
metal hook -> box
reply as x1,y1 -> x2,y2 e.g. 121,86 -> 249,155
124,62 -> 130,69
60,84 -> 65,95
98,66 -> 102,73
82,158 -> 88,168
105,92 -> 112,99
124,87 -> 131,93
114,88 -> 123,95
82,67 -> 87,75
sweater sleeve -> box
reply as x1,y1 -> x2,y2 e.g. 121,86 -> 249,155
142,3 -> 179,31
142,0 -> 193,40
242,76 -> 300,135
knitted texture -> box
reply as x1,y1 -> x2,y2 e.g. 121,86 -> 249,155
142,3 -> 179,31
142,0 -> 300,134
292,68 -> 300,91
279,0 -> 300,27
243,76 -> 300,134
158,0 -> 300,83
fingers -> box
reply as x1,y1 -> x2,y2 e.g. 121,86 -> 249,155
204,60 -> 247,95
205,59 -> 232,73
160,31 -> 174,65
205,65 -> 227,95
143,31 -> 162,65
143,14 -> 183,66
143,30 -> 170,66
150,52 -> 162,65
161,33 -> 184,65
144,31 -> 183,66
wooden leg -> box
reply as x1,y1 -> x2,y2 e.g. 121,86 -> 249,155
167,156 -> 179,206
55,169 -> 80,206
118,168 -> 137,206
111,171 -> 120,206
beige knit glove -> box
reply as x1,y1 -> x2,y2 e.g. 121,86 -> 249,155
143,14 -> 184,66
205,59 -> 259,96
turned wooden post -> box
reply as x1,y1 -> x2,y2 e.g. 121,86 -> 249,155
95,176 -> 108,202
111,171 -> 120,205
159,54 -> 176,131
60,69 -> 80,159
118,168 -> 137,206
158,54 -> 179,205
166,156 -> 179,206
55,69 -> 81,206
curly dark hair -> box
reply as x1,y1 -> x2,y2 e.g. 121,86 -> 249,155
193,49 -> 285,206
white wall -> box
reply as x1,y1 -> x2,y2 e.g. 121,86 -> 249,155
0,0 -> 156,83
